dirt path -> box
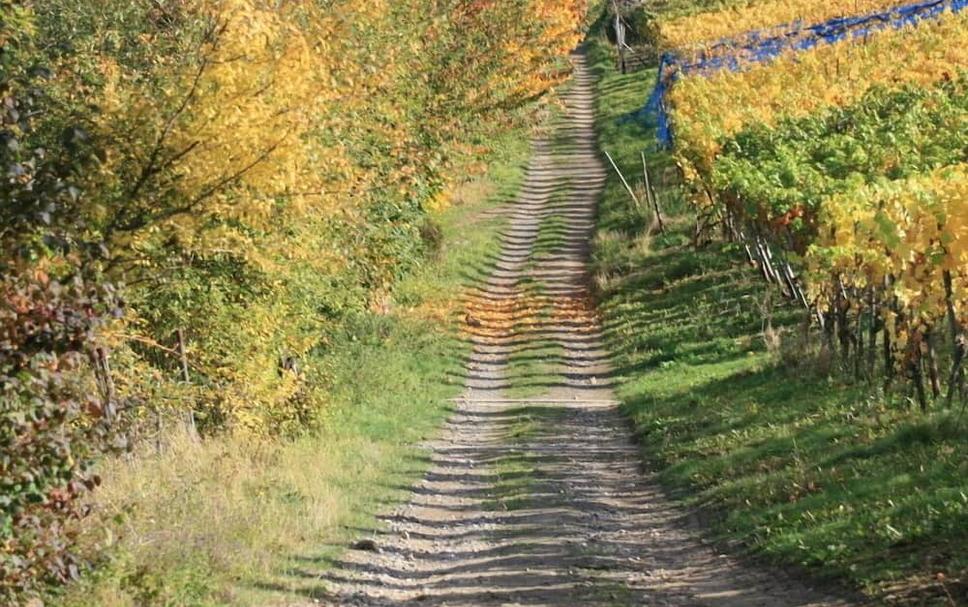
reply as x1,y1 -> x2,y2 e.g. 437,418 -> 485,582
319,52 -> 854,607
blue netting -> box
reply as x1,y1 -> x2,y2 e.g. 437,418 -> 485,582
643,0 -> 967,147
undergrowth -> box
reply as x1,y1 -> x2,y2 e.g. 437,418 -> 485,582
53,132 -> 532,607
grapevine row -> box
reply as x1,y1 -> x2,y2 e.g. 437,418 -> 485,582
712,79 -> 967,251
657,6 -> 967,404
668,8 -> 967,181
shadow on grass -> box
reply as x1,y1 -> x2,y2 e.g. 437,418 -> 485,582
584,14 -> 967,602
596,207 -> 967,603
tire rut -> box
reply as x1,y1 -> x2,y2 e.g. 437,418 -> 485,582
315,51 -> 855,607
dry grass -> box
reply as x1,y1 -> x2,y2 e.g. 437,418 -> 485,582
66,427 -> 408,606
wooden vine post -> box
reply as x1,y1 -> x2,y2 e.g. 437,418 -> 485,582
943,271 -> 966,406
640,152 -> 666,233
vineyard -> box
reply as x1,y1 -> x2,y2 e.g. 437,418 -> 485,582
593,0 -> 966,602
646,0 -> 967,409
2,0 -> 967,604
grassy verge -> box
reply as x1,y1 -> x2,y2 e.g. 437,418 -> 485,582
585,10 -> 967,605
54,131 -> 531,607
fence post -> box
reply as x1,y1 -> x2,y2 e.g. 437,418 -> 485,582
612,1 -> 626,73
641,151 -> 665,233
604,150 -> 641,210
93,346 -> 118,423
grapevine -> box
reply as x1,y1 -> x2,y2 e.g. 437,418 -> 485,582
656,2 -> 967,404
711,79 -> 967,250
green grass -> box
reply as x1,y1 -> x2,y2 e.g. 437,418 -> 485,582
505,336 -> 565,399
531,211 -> 571,262
54,130 -> 532,607
585,10 -> 968,605
504,122 -> 581,399
486,449 -> 536,513
484,405 -> 567,512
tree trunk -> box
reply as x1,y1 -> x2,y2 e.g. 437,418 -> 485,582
924,328 -> 942,399
944,271 -> 966,406
867,288 -> 877,382
176,328 -> 199,439
854,299 -> 865,380
883,319 -> 894,389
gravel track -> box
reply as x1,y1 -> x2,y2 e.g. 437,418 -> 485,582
317,51 -> 856,607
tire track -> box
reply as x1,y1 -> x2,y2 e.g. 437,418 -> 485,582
315,50 -> 856,607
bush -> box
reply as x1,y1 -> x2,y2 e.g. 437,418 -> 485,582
0,274 -> 115,599
1,6 -> 119,594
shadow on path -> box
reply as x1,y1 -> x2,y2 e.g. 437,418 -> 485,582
272,50 -> 857,607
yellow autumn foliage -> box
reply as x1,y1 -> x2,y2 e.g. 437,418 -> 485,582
76,0 -> 589,433
807,164 -> 967,343
96,0 -> 358,257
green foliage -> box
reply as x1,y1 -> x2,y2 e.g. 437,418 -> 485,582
643,0 -> 744,20
712,79 -> 968,251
